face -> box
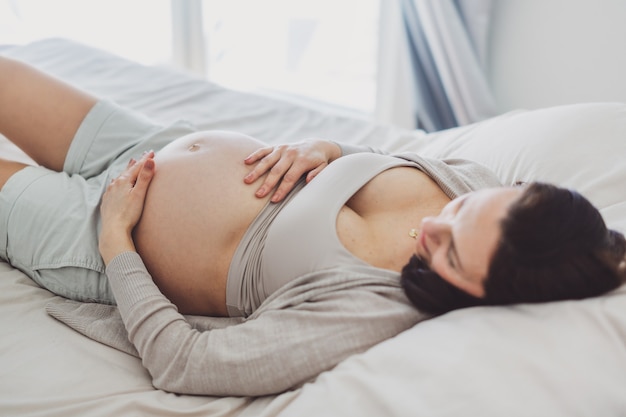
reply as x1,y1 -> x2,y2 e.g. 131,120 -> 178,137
414,187 -> 522,298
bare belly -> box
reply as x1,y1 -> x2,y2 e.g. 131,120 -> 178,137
133,131 -> 272,316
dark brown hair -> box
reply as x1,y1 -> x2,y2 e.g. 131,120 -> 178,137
401,182 -> 626,315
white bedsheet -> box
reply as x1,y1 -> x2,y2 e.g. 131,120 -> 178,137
1,39 -> 626,417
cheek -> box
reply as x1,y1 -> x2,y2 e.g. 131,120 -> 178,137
464,229 -> 501,280
429,252 -> 455,286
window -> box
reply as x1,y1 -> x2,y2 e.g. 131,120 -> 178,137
0,0 -> 171,65
2,0 -> 380,115
201,0 -> 380,114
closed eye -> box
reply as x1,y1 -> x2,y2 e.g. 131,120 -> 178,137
447,245 -> 457,269
446,195 -> 469,271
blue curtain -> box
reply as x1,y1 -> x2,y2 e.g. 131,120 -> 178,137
401,0 -> 498,131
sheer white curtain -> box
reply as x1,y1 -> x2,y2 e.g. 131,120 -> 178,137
376,0 -> 498,131
171,0 -> 206,76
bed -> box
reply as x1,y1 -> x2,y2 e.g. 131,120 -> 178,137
1,38 -> 626,417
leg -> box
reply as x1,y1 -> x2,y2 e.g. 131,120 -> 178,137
0,159 -> 29,189
0,160 -> 114,304
0,56 -> 97,172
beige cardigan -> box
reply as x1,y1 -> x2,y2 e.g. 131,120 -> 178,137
46,149 -> 501,397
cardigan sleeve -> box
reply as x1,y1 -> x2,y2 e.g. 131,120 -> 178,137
334,141 -> 386,157
333,142 -> 501,198
106,251 -> 423,397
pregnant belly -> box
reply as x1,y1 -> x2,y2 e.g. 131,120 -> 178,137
133,131 -> 272,316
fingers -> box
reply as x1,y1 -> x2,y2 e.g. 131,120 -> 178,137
243,147 -> 278,185
100,153 -> 155,235
244,144 -> 308,194
244,146 -> 274,165
131,158 -> 155,200
244,141 -> 334,203
305,162 -> 328,183
244,147 -> 289,197
268,160 -> 311,202
136,158 -> 155,187
253,155 -> 304,201
110,151 -> 155,189
260,155 -> 298,197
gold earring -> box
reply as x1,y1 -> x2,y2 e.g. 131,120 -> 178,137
408,228 -> 418,239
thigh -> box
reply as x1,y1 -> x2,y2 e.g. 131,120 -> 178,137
0,57 -> 97,172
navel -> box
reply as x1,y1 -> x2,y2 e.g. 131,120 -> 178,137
188,143 -> 201,152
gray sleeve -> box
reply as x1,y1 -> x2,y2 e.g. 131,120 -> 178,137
394,153 -> 503,198
106,252 -> 422,397
334,141 -> 387,156
334,142 -> 502,197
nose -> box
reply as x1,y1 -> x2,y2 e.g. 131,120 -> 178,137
420,216 -> 452,244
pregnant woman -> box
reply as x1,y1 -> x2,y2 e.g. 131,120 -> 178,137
1,56 -> 623,396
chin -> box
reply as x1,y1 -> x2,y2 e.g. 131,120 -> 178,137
400,255 -> 485,315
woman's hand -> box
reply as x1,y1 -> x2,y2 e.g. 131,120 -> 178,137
99,152 -> 155,265
243,139 -> 341,203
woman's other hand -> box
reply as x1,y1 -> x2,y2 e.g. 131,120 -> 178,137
243,139 -> 341,203
99,151 -> 155,264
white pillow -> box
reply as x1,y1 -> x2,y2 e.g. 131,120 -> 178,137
416,102 -> 626,231
278,103 -> 626,417
280,287 -> 626,417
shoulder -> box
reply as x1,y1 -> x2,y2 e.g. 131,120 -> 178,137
393,152 -> 503,195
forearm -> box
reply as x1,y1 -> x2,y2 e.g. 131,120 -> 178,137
105,253 -> 278,396
99,228 -> 136,265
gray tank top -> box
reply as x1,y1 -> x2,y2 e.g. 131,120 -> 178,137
262,153 -> 413,291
